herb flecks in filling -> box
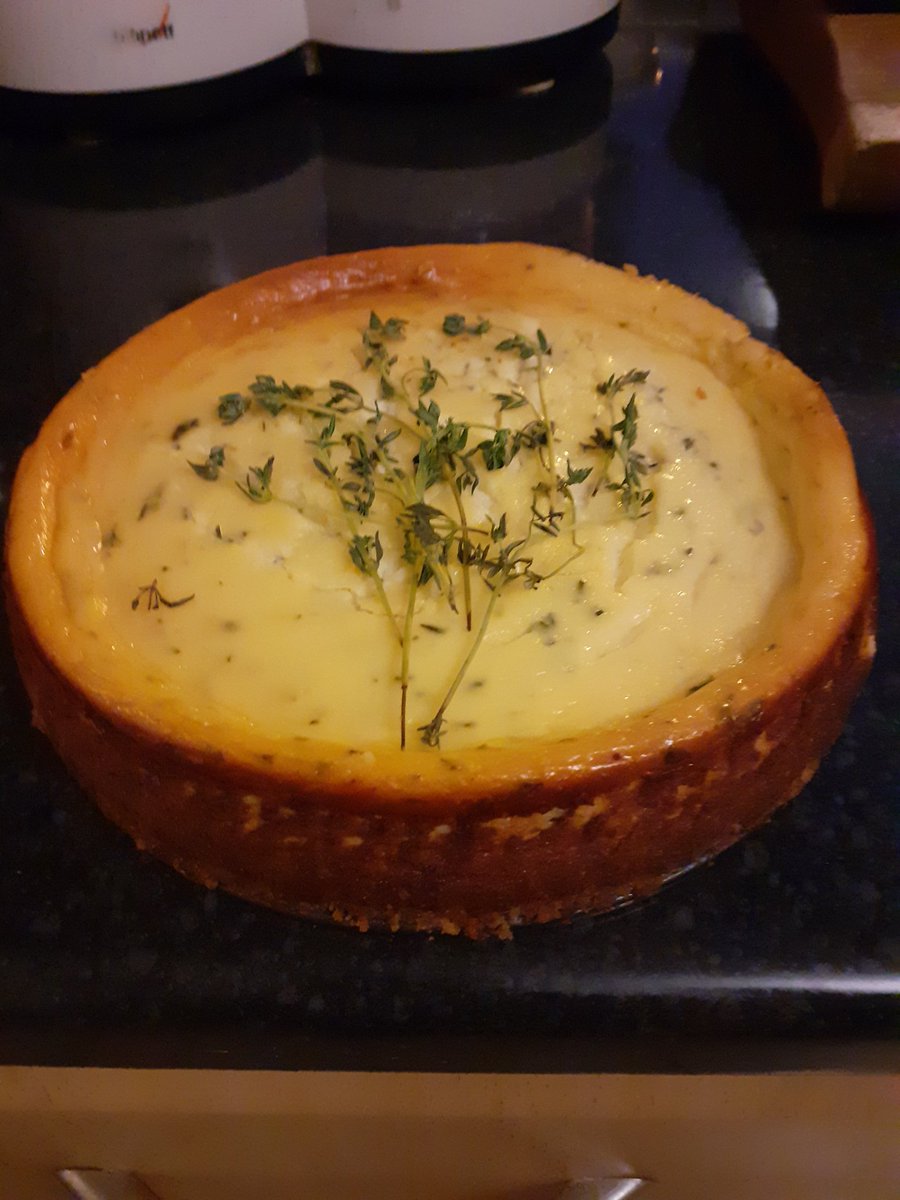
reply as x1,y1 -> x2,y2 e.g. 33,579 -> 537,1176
131,579 -> 195,611
185,312 -> 656,748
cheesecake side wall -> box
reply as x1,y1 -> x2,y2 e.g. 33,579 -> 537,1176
5,541 -> 876,937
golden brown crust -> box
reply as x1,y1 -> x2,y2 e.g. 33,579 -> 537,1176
4,244 -> 878,935
5,549 -> 876,937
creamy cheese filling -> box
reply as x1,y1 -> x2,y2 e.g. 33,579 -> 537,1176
53,296 -> 794,751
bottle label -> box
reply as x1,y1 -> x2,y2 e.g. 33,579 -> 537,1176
306,0 -> 618,53
0,1 -> 310,94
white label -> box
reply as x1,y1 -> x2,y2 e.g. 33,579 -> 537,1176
306,0 -> 617,53
0,1 -> 310,94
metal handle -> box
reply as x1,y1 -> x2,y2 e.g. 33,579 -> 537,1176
58,1167 -> 647,1200
560,1181 -> 648,1200
58,1171 -> 162,1200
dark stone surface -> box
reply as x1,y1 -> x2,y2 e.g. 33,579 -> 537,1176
0,12 -> 897,1070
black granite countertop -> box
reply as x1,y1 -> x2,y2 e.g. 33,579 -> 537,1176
1,5 -> 897,1072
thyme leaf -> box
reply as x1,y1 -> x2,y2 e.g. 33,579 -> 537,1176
495,329 -> 551,361
495,333 -> 536,360
561,459 -> 592,490
250,375 -> 313,416
417,357 -> 445,396
494,391 -> 528,412
349,532 -> 384,575
189,446 -> 225,481
217,393 -> 250,424
237,455 -> 274,503
442,313 -> 491,337
530,483 -> 565,537
362,313 -> 407,399
596,368 -> 650,399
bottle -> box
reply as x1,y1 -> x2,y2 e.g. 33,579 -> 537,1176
306,0 -> 620,95
0,1 -> 312,135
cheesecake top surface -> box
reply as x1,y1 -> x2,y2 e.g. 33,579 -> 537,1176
8,246 -> 868,794
48,292 -> 793,753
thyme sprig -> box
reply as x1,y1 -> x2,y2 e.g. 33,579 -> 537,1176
189,315 -> 655,748
490,323 -> 591,556
586,370 -> 655,517
250,376 -> 314,417
419,518 -> 543,748
362,311 -> 407,399
597,368 -> 650,399
308,411 -> 403,643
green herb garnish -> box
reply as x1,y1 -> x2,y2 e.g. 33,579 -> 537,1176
596,368 -> 650,398
194,314 -> 655,748
586,369 -> 654,517
217,393 -> 249,424
442,314 -> 491,337
189,446 -> 225,481
237,456 -> 274,503
494,391 -> 528,412
250,375 -> 313,417
362,312 -> 407,399
495,328 -> 550,360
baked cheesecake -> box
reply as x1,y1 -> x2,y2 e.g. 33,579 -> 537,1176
5,244 -> 876,936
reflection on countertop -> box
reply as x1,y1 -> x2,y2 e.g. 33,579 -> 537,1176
0,2 -> 897,1072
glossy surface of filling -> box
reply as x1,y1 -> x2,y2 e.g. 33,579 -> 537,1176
52,294 -> 794,750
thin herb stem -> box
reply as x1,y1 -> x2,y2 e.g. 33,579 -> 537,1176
445,470 -> 473,631
399,568 -> 420,750
214,318 -> 654,750
534,347 -> 584,552
420,586 -> 501,747
318,449 -> 403,643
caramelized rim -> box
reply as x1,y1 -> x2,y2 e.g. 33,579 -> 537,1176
5,244 -> 873,803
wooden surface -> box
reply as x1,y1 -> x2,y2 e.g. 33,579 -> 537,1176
1,1068 -> 897,1199
740,4 -> 900,210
